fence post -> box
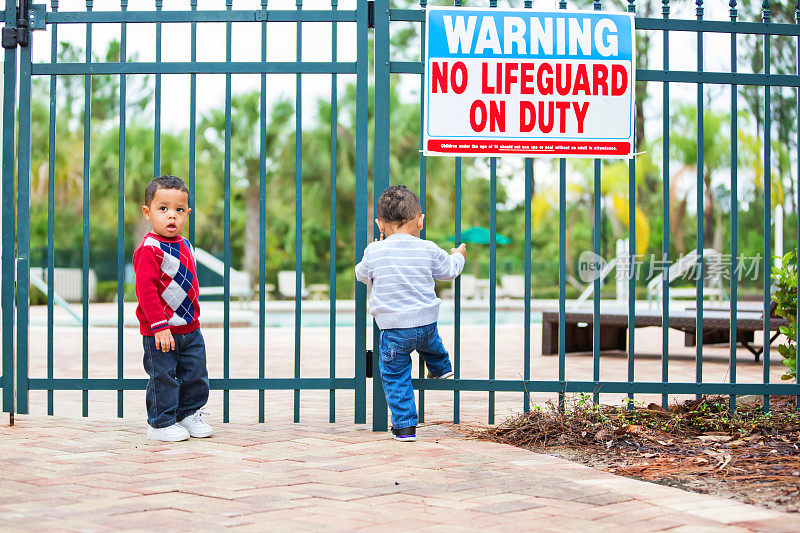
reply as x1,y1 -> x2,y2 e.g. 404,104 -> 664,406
371,0 -> 389,432
354,0 -> 369,425
1,0 -> 18,421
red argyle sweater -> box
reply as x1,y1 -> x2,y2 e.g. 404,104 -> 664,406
133,232 -> 201,336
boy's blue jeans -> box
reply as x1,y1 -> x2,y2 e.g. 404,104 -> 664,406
378,322 -> 453,429
142,328 -> 209,428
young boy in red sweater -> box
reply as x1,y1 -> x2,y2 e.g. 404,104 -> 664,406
133,175 -> 213,442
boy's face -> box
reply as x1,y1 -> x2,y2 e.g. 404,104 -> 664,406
142,188 -> 191,239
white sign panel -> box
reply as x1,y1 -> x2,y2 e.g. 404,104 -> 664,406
423,7 -> 636,158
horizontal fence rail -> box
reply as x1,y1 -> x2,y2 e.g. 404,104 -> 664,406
1,0 -> 799,430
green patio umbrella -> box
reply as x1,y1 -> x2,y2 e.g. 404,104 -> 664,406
447,226 -> 510,245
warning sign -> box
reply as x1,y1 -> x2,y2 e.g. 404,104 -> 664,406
423,7 -> 635,158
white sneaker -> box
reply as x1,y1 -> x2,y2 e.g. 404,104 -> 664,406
147,423 -> 190,442
426,370 -> 454,379
178,410 -> 214,438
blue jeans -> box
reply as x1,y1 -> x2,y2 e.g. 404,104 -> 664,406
378,323 -> 453,429
142,328 -> 209,428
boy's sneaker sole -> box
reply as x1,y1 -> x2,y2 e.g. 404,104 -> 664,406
391,426 -> 417,442
147,425 -> 190,442
426,370 -> 454,379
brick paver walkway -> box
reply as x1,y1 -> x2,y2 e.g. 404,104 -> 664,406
2,415 -> 799,531
6,314 -> 798,530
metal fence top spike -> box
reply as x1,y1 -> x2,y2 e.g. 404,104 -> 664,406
51,0 -> 59,9
627,0 -> 635,13
593,0 -> 602,11
729,0 -> 737,20
662,0 -> 669,17
763,0 -> 771,21
695,0 -> 703,19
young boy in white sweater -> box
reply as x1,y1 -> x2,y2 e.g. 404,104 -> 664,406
355,185 -> 467,441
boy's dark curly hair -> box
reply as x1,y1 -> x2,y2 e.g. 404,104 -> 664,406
144,175 -> 190,206
376,185 -> 421,224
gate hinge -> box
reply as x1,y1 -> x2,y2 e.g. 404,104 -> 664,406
2,3 -> 45,50
29,4 -> 47,31
367,0 -> 374,29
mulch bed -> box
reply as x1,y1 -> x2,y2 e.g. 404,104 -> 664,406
471,395 -> 800,513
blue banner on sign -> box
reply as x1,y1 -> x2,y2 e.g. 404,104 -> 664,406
427,9 -> 633,61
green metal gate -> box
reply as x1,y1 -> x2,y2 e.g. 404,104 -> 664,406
1,0 -> 369,424
3,0 -> 800,431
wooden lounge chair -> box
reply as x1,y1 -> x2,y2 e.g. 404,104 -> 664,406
541,304 -> 786,362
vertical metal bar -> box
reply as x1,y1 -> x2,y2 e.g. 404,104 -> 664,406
762,1 -> 772,412
417,0 -> 427,424
592,0 -> 603,410
81,0 -> 93,417
523,0 -> 532,414
795,2 -> 799,413
189,0 -> 197,243
452,0 -> 463,425
489,157 -> 496,425
417,0 -> 428,423
729,0 -> 738,414
16,7 -> 33,415
372,0 -> 390,431
661,0 -> 670,409
486,0 -> 498,426
695,0 -> 704,401
454,156 -> 461,423
259,0 -> 267,424
223,0 -> 232,422
353,0 -> 368,425
558,158 -> 566,411
329,0 -> 338,423
47,0 -> 59,416
593,158 -> 600,406
153,0 -> 162,178
294,0 -> 303,424
627,0 -> 636,410
524,157 -> 531,413
117,0 -> 128,418
353,1 -> 368,423
558,0 -> 567,412
1,0 -> 17,416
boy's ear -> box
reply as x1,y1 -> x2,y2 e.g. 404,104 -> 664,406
375,218 -> 386,234
417,213 -> 425,230
142,205 -> 150,220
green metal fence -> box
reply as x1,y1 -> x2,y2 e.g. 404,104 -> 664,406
2,0 -> 800,431
371,0 -> 800,431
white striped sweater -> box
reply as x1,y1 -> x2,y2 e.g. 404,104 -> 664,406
355,233 -> 465,329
